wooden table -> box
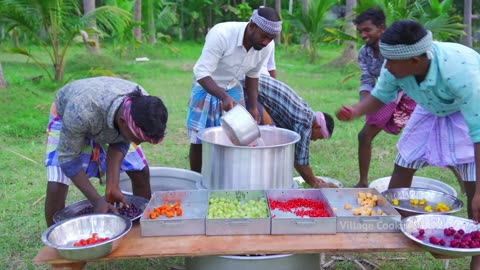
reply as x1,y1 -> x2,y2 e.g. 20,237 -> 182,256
34,224 -> 429,269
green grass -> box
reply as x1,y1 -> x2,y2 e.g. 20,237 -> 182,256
0,41 -> 473,269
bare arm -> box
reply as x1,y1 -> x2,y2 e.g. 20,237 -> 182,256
471,143 -> 480,221
244,76 -> 260,122
105,145 -> 129,207
197,76 -> 235,112
294,162 -> 332,188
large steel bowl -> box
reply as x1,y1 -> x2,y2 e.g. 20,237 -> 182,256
369,176 -> 457,197
381,187 -> 463,217
41,213 -> 132,261
220,104 -> 260,146
401,214 -> 480,257
53,195 -> 148,223
119,167 -> 206,195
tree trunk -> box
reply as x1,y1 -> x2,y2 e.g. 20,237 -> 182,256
83,0 -> 100,54
0,62 -> 7,89
329,0 -> 357,67
275,0 -> 281,44
301,0 -> 310,50
133,0 -> 142,42
147,0 -> 156,44
288,0 -> 293,14
463,0 -> 472,47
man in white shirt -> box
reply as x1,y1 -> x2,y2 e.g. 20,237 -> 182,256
186,7 -> 282,173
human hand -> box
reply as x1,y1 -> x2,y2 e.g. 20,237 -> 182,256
105,186 -> 129,208
221,96 -> 236,112
312,177 -> 338,188
472,193 -> 480,222
92,197 -> 118,214
248,107 -> 261,124
335,105 -> 355,121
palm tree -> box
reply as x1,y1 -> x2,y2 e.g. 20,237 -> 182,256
293,0 -> 338,63
0,0 -> 132,82
82,0 -> 100,53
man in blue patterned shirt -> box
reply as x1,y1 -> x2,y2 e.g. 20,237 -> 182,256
337,20 -> 480,269
258,74 -> 335,188
44,76 -> 168,226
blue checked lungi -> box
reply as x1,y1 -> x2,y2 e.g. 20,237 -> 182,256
186,84 -> 244,143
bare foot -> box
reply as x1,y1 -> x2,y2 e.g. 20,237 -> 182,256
354,182 -> 368,188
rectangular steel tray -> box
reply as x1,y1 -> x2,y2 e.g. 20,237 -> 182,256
321,188 -> 401,233
266,189 -> 336,235
140,190 -> 208,237
206,190 -> 270,235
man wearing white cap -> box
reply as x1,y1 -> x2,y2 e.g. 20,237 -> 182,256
336,20 -> 480,269
187,7 -> 282,173
258,74 -> 335,188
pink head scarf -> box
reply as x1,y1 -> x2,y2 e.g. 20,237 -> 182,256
122,96 -> 164,144
315,112 -> 330,139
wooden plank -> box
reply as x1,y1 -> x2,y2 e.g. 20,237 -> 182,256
34,224 -> 423,266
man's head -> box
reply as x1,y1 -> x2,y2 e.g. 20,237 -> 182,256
246,7 -> 282,51
311,112 -> 334,141
379,20 -> 432,79
119,88 -> 168,145
353,8 -> 385,47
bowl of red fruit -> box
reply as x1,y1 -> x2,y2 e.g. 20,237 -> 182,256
401,214 -> 480,257
53,194 -> 148,223
42,213 -> 132,261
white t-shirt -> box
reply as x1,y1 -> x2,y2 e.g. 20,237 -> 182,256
193,22 -> 274,89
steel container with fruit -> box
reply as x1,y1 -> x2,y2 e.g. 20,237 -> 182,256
41,213 -> 131,261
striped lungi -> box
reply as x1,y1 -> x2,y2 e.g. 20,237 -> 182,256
366,91 -> 416,135
45,102 -> 148,185
186,84 -> 244,144
396,105 -> 474,168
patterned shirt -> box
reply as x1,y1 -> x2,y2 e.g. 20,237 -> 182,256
372,42 -> 480,142
55,76 -> 147,167
358,44 -> 384,92
258,74 -> 315,165
193,22 -> 274,89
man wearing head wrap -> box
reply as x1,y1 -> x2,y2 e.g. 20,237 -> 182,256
336,20 -> 480,269
44,76 -> 168,226
187,6 -> 282,173
258,74 -> 336,188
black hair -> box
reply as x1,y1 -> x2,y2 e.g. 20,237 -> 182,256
353,8 -> 385,27
258,6 -> 281,22
323,112 -> 335,137
380,20 -> 428,45
129,88 -> 168,140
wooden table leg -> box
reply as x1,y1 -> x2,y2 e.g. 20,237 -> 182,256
50,262 -> 86,270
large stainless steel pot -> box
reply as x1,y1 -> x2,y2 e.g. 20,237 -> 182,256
198,126 -> 300,190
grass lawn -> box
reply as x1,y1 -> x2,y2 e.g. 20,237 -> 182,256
0,40 -> 472,269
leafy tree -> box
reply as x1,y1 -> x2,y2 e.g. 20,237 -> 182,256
355,0 -> 465,41
0,0 -> 132,82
